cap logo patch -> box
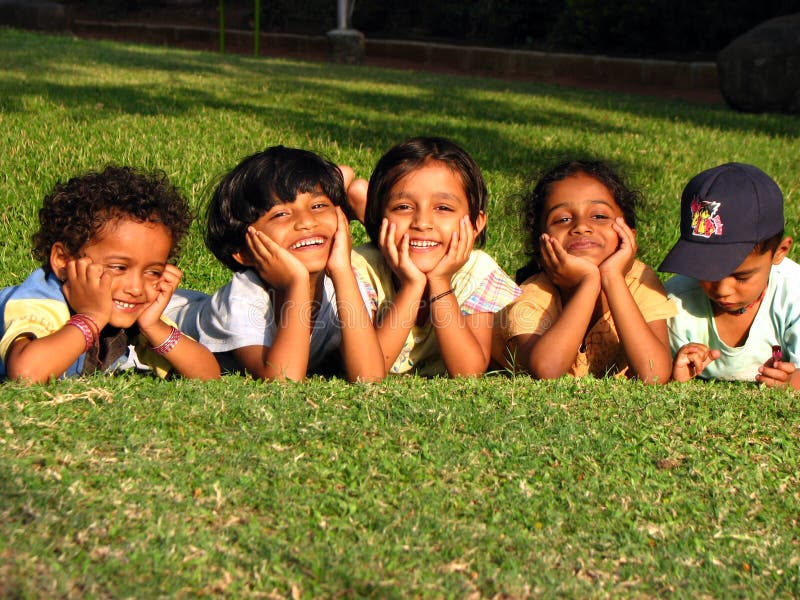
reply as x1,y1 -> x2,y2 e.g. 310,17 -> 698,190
690,197 -> 724,238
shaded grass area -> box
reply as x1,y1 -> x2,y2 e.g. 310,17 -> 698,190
2,376 -> 799,597
1,28 -> 800,597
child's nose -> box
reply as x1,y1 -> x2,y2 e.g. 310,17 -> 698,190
294,209 -> 317,229
123,271 -> 144,295
571,216 -> 592,233
411,207 -> 433,230
709,277 -> 734,297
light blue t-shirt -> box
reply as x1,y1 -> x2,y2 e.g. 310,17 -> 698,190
665,257 -> 800,381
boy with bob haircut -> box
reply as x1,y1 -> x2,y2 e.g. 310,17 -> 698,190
659,162 -> 799,389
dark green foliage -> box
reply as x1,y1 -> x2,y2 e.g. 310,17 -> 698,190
550,0 -> 799,57
351,0 -> 795,57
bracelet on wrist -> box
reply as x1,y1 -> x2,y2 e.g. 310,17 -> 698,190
150,326 -> 182,355
430,289 -> 455,304
66,314 -> 98,353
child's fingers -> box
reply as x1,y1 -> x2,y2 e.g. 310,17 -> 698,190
756,365 -> 790,387
458,215 -> 474,260
398,232 -> 411,266
247,227 -> 279,263
335,207 -> 351,241
162,264 -> 183,281
380,221 -> 400,266
378,218 -> 389,247
613,218 -> 638,254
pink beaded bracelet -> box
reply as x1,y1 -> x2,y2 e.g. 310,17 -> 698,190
151,326 -> 182,355
66,314 -> 98,353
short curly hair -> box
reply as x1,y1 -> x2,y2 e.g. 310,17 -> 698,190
33,165 -> 192,272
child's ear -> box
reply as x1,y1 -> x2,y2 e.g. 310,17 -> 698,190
772,236 -> 793,264
474,211 -> 487,235
231,248 -> 255,267
49,243 -> 72,280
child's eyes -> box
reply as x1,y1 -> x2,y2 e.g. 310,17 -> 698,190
311,201 -> 332,210
145,269 -> 163,279
591,213 -> 611,220
389,203 -> 412,211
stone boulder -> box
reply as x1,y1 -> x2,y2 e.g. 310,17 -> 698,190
717,13 -> 800,114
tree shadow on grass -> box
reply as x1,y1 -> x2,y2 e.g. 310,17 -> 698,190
4,28 -> 796,142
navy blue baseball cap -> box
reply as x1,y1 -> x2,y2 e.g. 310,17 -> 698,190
658,163 -> 784,281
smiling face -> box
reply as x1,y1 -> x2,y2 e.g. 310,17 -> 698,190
541,173 -> 625,265
245,190 -> 338,274
52,218 -> 173,329
383,162 -> 485,273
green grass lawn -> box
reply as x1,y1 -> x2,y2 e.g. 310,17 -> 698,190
1,28 -> 799,597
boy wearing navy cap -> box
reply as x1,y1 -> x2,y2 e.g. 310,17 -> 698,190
659,163 -> 799,388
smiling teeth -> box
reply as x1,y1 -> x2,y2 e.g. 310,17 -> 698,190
409,240 -> 439,247
290,237 -> 324,250
115,300 -> 135,309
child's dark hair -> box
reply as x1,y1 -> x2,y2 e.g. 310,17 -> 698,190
33,165 -> 192,273
516,159 -> 640,282
754,231 -> 785,255
206,145 -> 346,272
363,137 -> 488,247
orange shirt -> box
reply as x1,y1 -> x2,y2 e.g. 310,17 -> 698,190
497,260 -> 675,378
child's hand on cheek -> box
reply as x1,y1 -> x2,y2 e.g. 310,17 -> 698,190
246,227 -> 309,289
378,218 -> 426,289
326,208 -> 353,276
138,264 -> 181,331
61,257 -> 113,328
427,215 -> 474,285
539,234 -> 598,292
598,218 -> 636,278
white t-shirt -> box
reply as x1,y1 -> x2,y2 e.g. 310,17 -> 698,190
665,257 -> 800,381
167,269 -> 361,374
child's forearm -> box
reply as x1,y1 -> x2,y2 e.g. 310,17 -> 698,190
160,336 -> 220,380
242,283 -> 313,381
330,269 -> 385,382
524,275 -> 600,379
427,279 -> 491,376
375,281 -> 425,372
602,272 -> 671,384
5,327 -> 88,383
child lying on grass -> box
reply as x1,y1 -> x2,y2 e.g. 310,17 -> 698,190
659,163 -> 799,389
492,160 -> 675,383
0,166 -> 220,383
346,137 -> 520,377
167,146 -> 384,382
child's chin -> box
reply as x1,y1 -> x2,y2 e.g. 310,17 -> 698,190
109,313 -> 141,329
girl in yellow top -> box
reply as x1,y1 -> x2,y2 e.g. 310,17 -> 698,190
493,160 -> 675,383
